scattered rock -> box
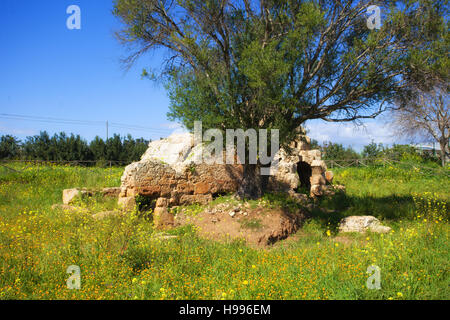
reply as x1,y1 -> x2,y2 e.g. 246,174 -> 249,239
118,130 -> 332,211
63,188 -> 81,205
338,216 -> 391,234
325,171 -> 334,184
229,211 -> 236,217
333,185 -> 346,192
310,184 -> 323,197
288,191 -> 309,204
310,174 -> 326,185
118,196 -> 136,210
156,197 -> 169,208
101,187 -> 121,198
179,194 -> 212,205
153,207 -> 174,230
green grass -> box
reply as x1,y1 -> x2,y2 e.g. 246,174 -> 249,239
0,162 -> 448,300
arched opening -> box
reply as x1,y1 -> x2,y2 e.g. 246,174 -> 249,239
296,161 -> 312,192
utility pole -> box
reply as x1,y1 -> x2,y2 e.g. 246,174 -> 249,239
106,120 -> 109,140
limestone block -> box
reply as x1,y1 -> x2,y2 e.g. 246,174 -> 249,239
63,188 -> 81,205
156,197 -> 169,208
339,216 -> 391,234
325,171 -> 334,184
118,196 -> 136,210
153,207 -> 174,230
310,174 -> 326,186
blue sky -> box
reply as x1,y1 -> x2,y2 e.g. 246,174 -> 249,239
0,0 -> 402,151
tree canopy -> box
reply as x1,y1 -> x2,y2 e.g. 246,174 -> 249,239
113,0 -> 448,196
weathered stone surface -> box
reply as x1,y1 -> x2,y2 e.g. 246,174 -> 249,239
325,171 -> 334,184
179,194 -> 213,205
119,141 -> 242,207
339,216 -> 392,234
141,133 -> 194,165
153,207 -> 174,229
333,184 -> 346,192
288,191 -> 310,204
310,175 -> 326,186
310,184 -> 323,197
118,196 -> 136,210
194,181 -> 210,194
102,187 -> 121,198
118,130 -> 332,209
156,197 -> 169,208
63,188 -> 81,205
311,160 -> 326,171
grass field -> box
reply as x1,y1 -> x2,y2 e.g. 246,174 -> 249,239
0,162 -> 448,300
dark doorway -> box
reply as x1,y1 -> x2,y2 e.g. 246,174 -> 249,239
297,161 -> 312,192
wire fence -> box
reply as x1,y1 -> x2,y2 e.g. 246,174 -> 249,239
324,157 -> 449,177
0,159 -> 131,175
0,158 -> 448,177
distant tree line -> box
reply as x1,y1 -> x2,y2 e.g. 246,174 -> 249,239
1,131 -> 441,166
0,131 -> 150,164
310,139 -> 441,165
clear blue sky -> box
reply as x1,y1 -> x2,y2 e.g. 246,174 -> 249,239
0,0 -> 176,142
0,0 -> 402,150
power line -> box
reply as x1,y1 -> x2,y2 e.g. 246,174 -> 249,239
0,113 -> 103,126
0,113 -> 175,135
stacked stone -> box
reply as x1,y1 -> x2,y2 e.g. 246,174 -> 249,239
309,160 -> 327,196
118,131 -> 332,211
118,156 -> 242,210
267,135 -> 328,197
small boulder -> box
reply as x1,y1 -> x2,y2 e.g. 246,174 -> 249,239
118,196 -> 136,210
310,174 -> 326,185
325,171 -> 334,184
339,216 -> 391,234
63,188 -> 81,205
102,187 -> 121,198
288,191 -> 309,204
333,185 -> 346,192
310,184 -> 323,197
179,194 -> 212,205
153,207 -> 174,230
156,197 -> 169,208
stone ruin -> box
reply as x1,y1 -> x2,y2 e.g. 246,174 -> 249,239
118,131 -> 331,215
56,132 -> 396,237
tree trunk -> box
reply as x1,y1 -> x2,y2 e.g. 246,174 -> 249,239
439,140 -> 449,167
237,164 -> 263,200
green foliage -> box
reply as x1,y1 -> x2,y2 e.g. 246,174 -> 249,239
362,141 -> 385,159
113,0 -> 438,153
395,0 -> 449,87
321,142 -> 360,160
0,135 -> 21,159
0,132 -> 149,164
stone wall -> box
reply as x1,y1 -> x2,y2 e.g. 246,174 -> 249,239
118,132 -> 328,209
267,136 -> 328,196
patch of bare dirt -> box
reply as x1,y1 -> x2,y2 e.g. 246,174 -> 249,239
174,203 -> 308,248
